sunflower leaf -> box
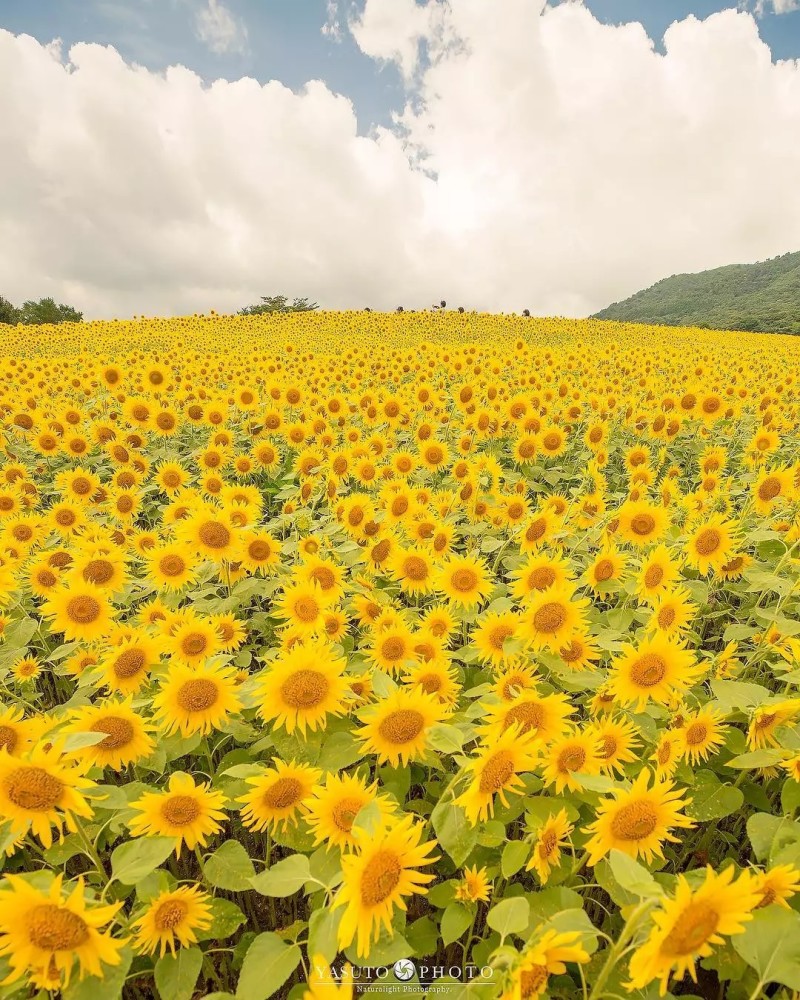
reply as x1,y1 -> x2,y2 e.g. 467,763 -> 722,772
154,946 -> 202,1000
236,933 -> 301,1000
250,853 -> 311,897
204,840 -> 256,891
110,836 -> 175,885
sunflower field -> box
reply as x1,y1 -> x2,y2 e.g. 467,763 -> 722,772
0,312 -> 799,1000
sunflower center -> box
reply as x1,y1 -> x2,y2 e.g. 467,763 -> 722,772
526,519 -> 546,542
359,850 -> 402,907
332,796 -> 364,833
154,899 -> 189,930
644,565 -> 664,588
519,964 -> 549,998
658,606 -> 676,629
532,602 -> 566,634
293,597 -> 320,623
418,673 -> 442,695
37,569 -> 58,588
529,567 -> 556,591
599,735 -> 618,759
404,556 -> 429,581
758,476 -> 781,501
662,902 -> 719,956
177,679 -> 219,712
159,555 -> 186,577
0,726 -> 18,754
560,640 -> 583,663
694,528 -> 721,556
198,521 -> 231,549
489,625 -> 513,651
377,709 -> 425,745
181,633 -> 208,657
478,750 -> 515,793
281,669 -> 329,708
539,830 -> 557,858
114,648 -> 146,679
558,746 -> 586,773
6,766 -> 63,810
162,471 -> 181,489
610,800 -> 659,840
630,513 -> 656,536
248,540 -> 272,561
684,722 -> 708,746
91,716 -> 135,749
310,566 -> 335,590
451,568 -> 478,593
756,887 -> 776,909
263,777 -> 302,809
630,653 -> 667,687
28,904 -> 90,950
161,795 -> 201,825
504,702 -> 544,734
82,559 -> 115,585
591,558 -> 616,583
66,595 -> 102,625
381,637 -> 406,661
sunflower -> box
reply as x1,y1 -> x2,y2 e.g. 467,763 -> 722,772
368,623 -> 416,676
239,529 -> 281,574
747,699 -> 800,750
435,554 -> 493,607
617,500 -> 669,547
526,809 -> 573,884
257,639 -> 349,736
651,730 -> 683,780
635,544 -> 682,604
388,546 -> 436,596
65,698 -> 154,770
677,708 -> 727,764
0,874 -> 123,990
519,586 -> 589,652
304,956 -> 354,1000
333,815 -> 437,958
627,866 -> 759,994
501,929 -> 589,1000
403,659 -> 460,706
584,546 -> 626,592
357,687 -> 448,766
421,604 -> 457,640
493,663 -> 539,701
509,552 -> 572,601
609,634 -> 701,710
165,616 -> 223,666
541,728 -> 604,793
99,633 -> 161,695
471,610 -> 521,667
556,629 -> 602,672
0,744 -> 96,849
455,865 -> 492,903
153,661 -> 242,737
238,759 -> 321,833
133,884 -> 212,957
585,769 -> 694,866
11,655 -> 40,683
144,542 -> 197,590
753,465 -> 795,515
0,706 -> 33,757
684,515 -> 739,576
483,690 -> 574,744
751,864 -> 800,910
648,587 -> 697,637
177,504 -> 242,562
456,725 -> 539,822
41,583 -> 115,643
305,772 -> 395,851
274,581 -> 327,637
128,772 -> 227,857
588,715 -> 640,775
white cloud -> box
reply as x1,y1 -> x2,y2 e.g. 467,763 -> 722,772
1,2 -> 800,320
194,0 -> 247,55
753,0 -> 799,14
321,1 -> 343,42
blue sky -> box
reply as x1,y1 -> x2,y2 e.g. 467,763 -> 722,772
1,0 -> 798,132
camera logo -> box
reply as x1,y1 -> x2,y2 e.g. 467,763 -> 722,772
393,959 -> 416,982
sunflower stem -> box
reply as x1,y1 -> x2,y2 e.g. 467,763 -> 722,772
586,899 -> 652,1000
74,817 -> 108,881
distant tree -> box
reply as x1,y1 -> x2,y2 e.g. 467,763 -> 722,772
0,296 -> 19,325
238,295 -> 319,316
16,298 -> 83,325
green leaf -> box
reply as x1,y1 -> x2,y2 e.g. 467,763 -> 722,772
62,946 -> 133,1000
733,906 -> 800,990
197,899 -> 246,941
155,946 -> 202,1000
608,850 -> 662,898
110,837 -> 174,885
317,731 -> 364,772
308,908 -> 342,964
710,680 -> 770,713
441,902 -> 473,946
685,771 -> 744,821
236,933 -> 301,1000
486,897 -> 530,938
727,749 -> 785,769
204,841 -> 256,891
251,853 -> 311,897
427,724 -> 466,754
61,730 -> 109,753
501,840 -> 529,878
747,814 -> 800,862
431,793 -> 478,866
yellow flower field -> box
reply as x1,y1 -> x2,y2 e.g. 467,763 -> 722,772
0,311 -> 799,999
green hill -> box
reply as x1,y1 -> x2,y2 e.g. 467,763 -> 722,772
593,251 -> 800,334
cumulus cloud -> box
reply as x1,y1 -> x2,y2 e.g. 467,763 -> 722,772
758,0 -> 800,13
1,1 -> 800,319
194,0 -> 247,55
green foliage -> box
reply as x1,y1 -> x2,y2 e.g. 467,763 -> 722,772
0,294 -> 83,325
238,294 -> 318,315
594,250 -> 800,334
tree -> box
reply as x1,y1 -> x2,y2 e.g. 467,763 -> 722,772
16,298 -> 83,325
0,296 -> 18,325
238,295 -> 318,316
